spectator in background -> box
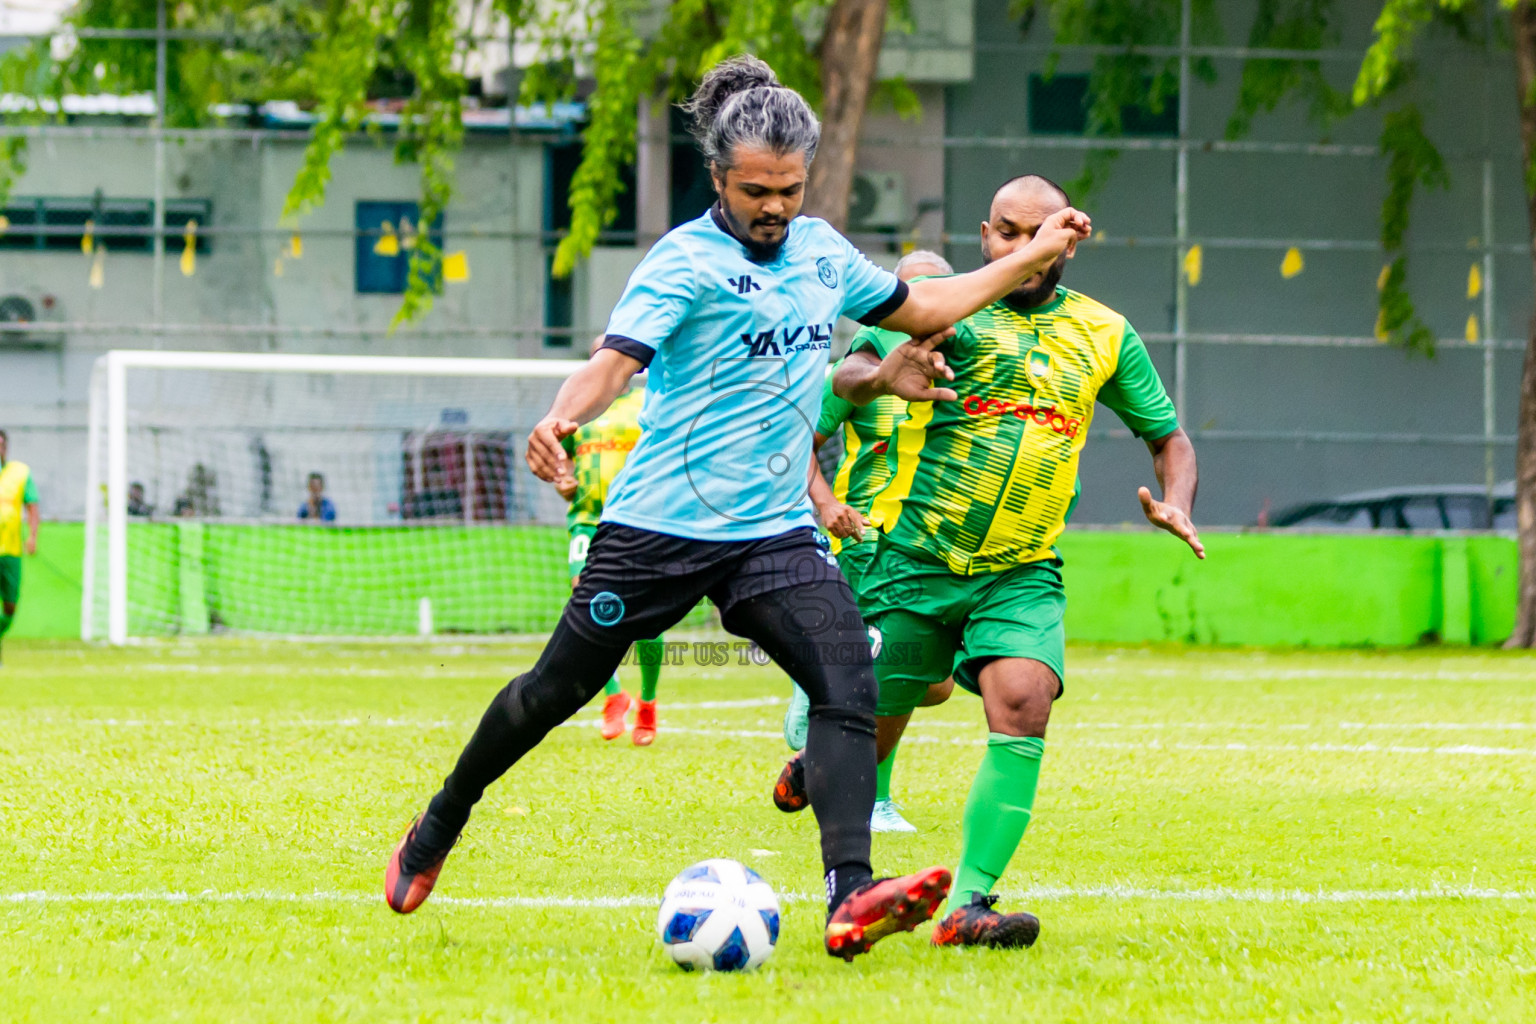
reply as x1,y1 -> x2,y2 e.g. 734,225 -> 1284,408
127,482 -> 154,517
298,472 -> 336,523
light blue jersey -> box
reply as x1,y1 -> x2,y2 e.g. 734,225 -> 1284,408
600,208 -> 905,541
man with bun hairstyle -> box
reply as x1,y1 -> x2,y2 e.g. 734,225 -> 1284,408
386,56 -> 1091,961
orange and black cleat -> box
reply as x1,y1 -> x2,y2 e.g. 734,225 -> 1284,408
631,699 -> 658,746
384,814 -> 456,914
931,893 -> 1040,949
773,753 -> 809,812
824,866 -> 952,960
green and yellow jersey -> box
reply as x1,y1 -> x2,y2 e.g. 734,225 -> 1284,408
0,460 -> 38,557
862,286 -> 1178,575
815,366 -> 907,554
562,387 -> 645,530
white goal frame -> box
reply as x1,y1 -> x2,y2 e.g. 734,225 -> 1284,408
84,349 -> 586,645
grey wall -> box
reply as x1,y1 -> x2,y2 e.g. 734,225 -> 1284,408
944,0 -> 1527,527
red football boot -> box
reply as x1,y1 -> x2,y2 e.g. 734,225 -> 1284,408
773,753 -> 809,812
384,814 -> 457,914
931,893 -> 1041,949
823,866 -> 952,960
599,690 -> 633,740
631,699 -> 658,746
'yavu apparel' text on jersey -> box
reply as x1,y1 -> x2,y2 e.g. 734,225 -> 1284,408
599,208 -> 906,540
562,387 -> 644,529
816,360 -> 907,555
865,287 -> 1178,574
0,460 -> 37,557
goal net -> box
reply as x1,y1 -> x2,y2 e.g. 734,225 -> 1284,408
82,350 -> 675,643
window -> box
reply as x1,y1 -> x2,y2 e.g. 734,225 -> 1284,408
543,140 -> 637,347
1027,74 -> 1178,137
1440,496 -> 1487,531
670,107 -> 715,228
0,196 -> 213,253
1397,497 -> 1444,531
355,201 -> 444,295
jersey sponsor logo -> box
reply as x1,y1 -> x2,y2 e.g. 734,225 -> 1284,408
815,257 -> 838,289
962,394 -> 1083,438
589,591 -> 626,627
727,274 -> 762,295
739,323 -> 835,358
574,439 -> 637,456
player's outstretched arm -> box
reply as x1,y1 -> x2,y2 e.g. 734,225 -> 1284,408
876,208 -> 1092,337
1139,428 -> 1204,559
527,348 -> 644,483
24,501 -> 38,556
833,332 -> 958,407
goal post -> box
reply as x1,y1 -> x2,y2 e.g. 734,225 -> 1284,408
84,349 -> 592,644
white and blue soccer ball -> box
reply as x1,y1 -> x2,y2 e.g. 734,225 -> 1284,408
656,858 -> 780,972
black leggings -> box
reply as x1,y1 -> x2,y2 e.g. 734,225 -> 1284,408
421,578 -> 878,899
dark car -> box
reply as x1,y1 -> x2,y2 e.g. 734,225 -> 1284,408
1269,482 -> 1517,531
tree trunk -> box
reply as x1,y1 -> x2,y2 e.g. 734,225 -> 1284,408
1510,3 -> 1536,647
804,0 -> 889,230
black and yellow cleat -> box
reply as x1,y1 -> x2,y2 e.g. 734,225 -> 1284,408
824,866 -> 952,960
930,892 -> 1040,949
772,752 -> 809,813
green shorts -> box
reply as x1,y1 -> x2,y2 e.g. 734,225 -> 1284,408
835,535 -> 878,598
859,540 -> 1065,717
567,524 -> 598,581
0,555 -> 19,606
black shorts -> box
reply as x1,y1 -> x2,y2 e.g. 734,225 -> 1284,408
562,523 -> 849,645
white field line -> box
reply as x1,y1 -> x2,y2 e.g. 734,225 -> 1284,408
3,883 -> 1533,909
12,717 -> 1536,757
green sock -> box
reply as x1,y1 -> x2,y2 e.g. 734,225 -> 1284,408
602,674 -> 622,697
952,733 -> 1046,904
636,636 -> 664,702
875,743 -> 898,802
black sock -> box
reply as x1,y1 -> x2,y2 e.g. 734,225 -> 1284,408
826,862 -> 875,914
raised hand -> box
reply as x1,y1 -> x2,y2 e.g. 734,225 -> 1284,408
554,474 -> 577,501
1139,485 -> 1205,559
1031,207 -> 1093,260
875,328 -> 959,403
527,417 -> 579,483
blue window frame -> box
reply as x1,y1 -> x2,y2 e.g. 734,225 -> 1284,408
355,201 -> 444,294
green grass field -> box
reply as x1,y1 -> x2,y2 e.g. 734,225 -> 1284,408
2,638 -> 1534,1022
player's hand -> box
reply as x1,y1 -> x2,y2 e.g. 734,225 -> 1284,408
876,328 -> 959,403
1139,486 -> 1205,559
1030,207 -> 1092,259
816,501 -> 867,541
554,474 -> 577,501
24,537 -> 36,556
527,417 -> 579,482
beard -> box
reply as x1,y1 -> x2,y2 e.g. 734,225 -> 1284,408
983,240 -> 1067,308
719,203 -> 790,263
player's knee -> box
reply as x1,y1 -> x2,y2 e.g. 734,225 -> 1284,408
2,602 -> 14,617
978,659 -> 1057,738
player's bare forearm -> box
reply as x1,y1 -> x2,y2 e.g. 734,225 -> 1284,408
807,455 -> 864,541
1140,429 -> 1203,558
876,209 -> 1092,337
832,351 -> 886,406
24,503 -> 38,555
528,348 -> 643,482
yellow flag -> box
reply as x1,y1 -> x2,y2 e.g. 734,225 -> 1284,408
1465,314 -> 1480,344
442,250 -> 470,283
0,215 -> 10,235
1183,244 -> 1203,286
373,220 -> 400,257
1377,264 -> 1390,291
82,218 -> 95,255
180,219 -> 197,277
1280,248 -> 1304,279
89,246 -> 105,289
1374,308 -> 1388,341
1467,263 -> 1482,300
399,215 -> 417,251
289,233 -> 303,259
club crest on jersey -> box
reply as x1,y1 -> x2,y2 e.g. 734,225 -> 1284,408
1027,349 -> 1054,385
589,591 -> 626,627
816,257 -> 838,289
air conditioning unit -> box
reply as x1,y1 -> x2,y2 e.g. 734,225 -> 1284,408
0,290 -> 65,349
848,171 -> 907,231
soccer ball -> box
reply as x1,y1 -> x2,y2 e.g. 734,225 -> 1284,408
656,858 -> 780,971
